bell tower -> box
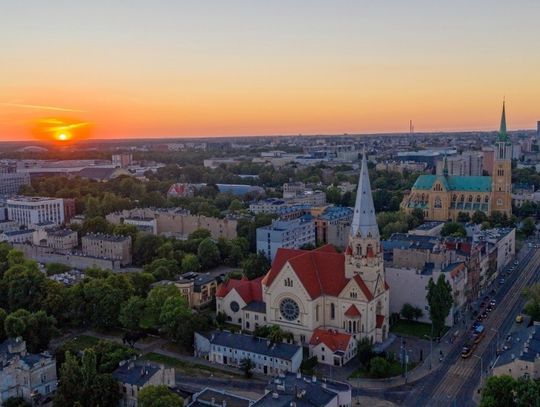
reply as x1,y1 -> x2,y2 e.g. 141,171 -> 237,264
491,101 -> 512,217
345,149 -> 385,294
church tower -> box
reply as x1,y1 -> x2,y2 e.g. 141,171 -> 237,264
345,150 -> 385,295
491,101 -> 513,217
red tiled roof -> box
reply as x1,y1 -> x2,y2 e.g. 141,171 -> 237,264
384,281 -> 390,290
376,314 -> 385,328
352,275 -> 374,301
216,276 -> 263,303
344,304 -> 361,318
309,328 -> 352,352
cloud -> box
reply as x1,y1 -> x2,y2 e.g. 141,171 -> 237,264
0,102 -> 86,113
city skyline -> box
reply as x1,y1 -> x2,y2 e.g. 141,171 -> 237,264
1,1 -> 540,141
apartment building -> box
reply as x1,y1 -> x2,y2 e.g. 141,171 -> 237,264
256,217 -> 315,261
82,233 -> 132,266
46,228 -> 78,251
153,272 -> 218,308
0,172 -> 30,196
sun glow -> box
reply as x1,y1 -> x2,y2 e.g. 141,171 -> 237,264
32,117 -> 92,143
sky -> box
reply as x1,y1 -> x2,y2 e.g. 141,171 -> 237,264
1,1 -> 539,142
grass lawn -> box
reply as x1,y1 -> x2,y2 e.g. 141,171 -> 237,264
142,352 -> 243,378
63,335 -> 101,351
349,359 -> 418,379
390,320 -> 449,339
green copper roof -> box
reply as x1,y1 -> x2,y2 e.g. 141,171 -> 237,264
497,101 -> 510,142
412,175 -> 492,192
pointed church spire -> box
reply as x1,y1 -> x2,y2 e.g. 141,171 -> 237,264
497,100 -> 510,142
351,148 -> 379,239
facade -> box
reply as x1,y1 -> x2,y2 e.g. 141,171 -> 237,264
187,388 -> 254,407
106,208 -> 238,240
7,196 -> 65,227
0,172 -> 30,196
82,233 -> 132,265
112,153 -> 133,168
309,328 -> 357,366
46,228 -> 78,251
194,331 -> 303,375
113,360 -> 175,407
375,161 -> 426,174
63,198 -> 76,224
435,152 -> 483,176
154,272 -> 218,308
0,229 -> 35,244
256,217 -> 316,261
254,373 -> 352,407
218,152 -> 390,346
0,337 -> 57,405
401,103 -> 512,221
313,206 -> 353,249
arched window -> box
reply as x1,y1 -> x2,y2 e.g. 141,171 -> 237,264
460,195 -> 464,202
284,278 -> 293,287
434,196 -> 442,208
484,195 -> 489,203
497,199 -> 503,206
468,195 -> 473,203
330,303 -> 335,320
356,245 -> 362,256
476,195 -> 481,203
350,291 -> 358,299
452,194 -> 457,202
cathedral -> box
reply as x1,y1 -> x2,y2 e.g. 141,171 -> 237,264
401,103 -> 512,221
216,152 -> 390,348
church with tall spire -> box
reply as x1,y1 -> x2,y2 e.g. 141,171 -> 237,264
216,151 -> 390,359
401,102 -> 513,221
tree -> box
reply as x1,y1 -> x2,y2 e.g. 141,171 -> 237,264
3,397 -> 31,407
228,199 -> 244,212
369,356 -> 390,378
143,258 -> 179,281
119,296 -> 146,331
181,254 -> 200,274
400,303 -> 416,321
159,296 -> 191,337
521,217 -> 536,237
240,358 -> 254,378
145,285 -> 182,328
472,211 -> 489,224
426,274 -> 453,337
440,222 -> 466,238
197,238 -> 220,270
55,350 -> 120,407
188,228 -> 211,240
139,385 -> 184,407
128,272 -> 156,297
457,212 -> 470,222
523,283 -> 540,321
4,312 -> 26,338
0,308 -> 6,341
357,338 -> 373,367
480,375 -> 517,407
241,253 -> 270,280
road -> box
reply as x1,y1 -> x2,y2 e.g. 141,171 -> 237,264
402,245 -> 540,407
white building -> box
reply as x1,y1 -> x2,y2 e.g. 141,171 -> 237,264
0,337 -> 57,405
0,172 -> 30,197
309,328 -> 357,366
256,217 -> 315,261
194,331 -> 303,375
0,229 -> 35,244
7,196 -> 65,227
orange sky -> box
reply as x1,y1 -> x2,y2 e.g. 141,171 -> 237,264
1,1 -> 539,142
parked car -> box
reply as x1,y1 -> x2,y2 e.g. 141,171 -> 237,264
516,314 -> 524,323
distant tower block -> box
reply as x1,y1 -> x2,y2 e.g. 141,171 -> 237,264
537,121 -> 540,138
409,120 -> 414,134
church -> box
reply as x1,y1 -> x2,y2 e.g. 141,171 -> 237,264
216,152 -> 390,352
401,103 -> 512,221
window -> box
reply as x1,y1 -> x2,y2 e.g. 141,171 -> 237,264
330,303 -> 335,319
284,278 -> 293,287
497,199 -> 503,206
350,291 -> 358,299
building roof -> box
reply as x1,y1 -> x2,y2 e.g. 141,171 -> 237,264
497,101 -> 510,143
82,233 -> 131,242
376,315 -> 385,329
189,388 -> 254,407
351,150 -> 379,239
344,304 -> 361,318
256,373 -> 350,407
216,276 -> 264,304
412,174 -> 492,192
3,229 -> 34,236
202,331 -> 301,361
77,167 -> 130,181
309,329 -> 352,353
112,361 -> 161,386
243,301 -> 267,313
261,245 -> 377,301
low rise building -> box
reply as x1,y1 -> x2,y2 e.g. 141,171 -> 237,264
82,233 -> 132,266
0,337 -> 57,406
313,206 -> 353,249
194,331 -> 303,375
256,217 -> 315,261
309,328 -> 357,366
0,229 -> 35,244
187,388 -> 254,407
153,272 -> 218,308
493,323 -> 540,380
253,373 -> 352,407
167,183 -> 196,198
0,172 -> 31,197
408,221 -> 445,237
46,228 -> 78,251
113,360 -> 175,407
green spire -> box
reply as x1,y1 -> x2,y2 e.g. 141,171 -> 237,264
497,100 -> 510,142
